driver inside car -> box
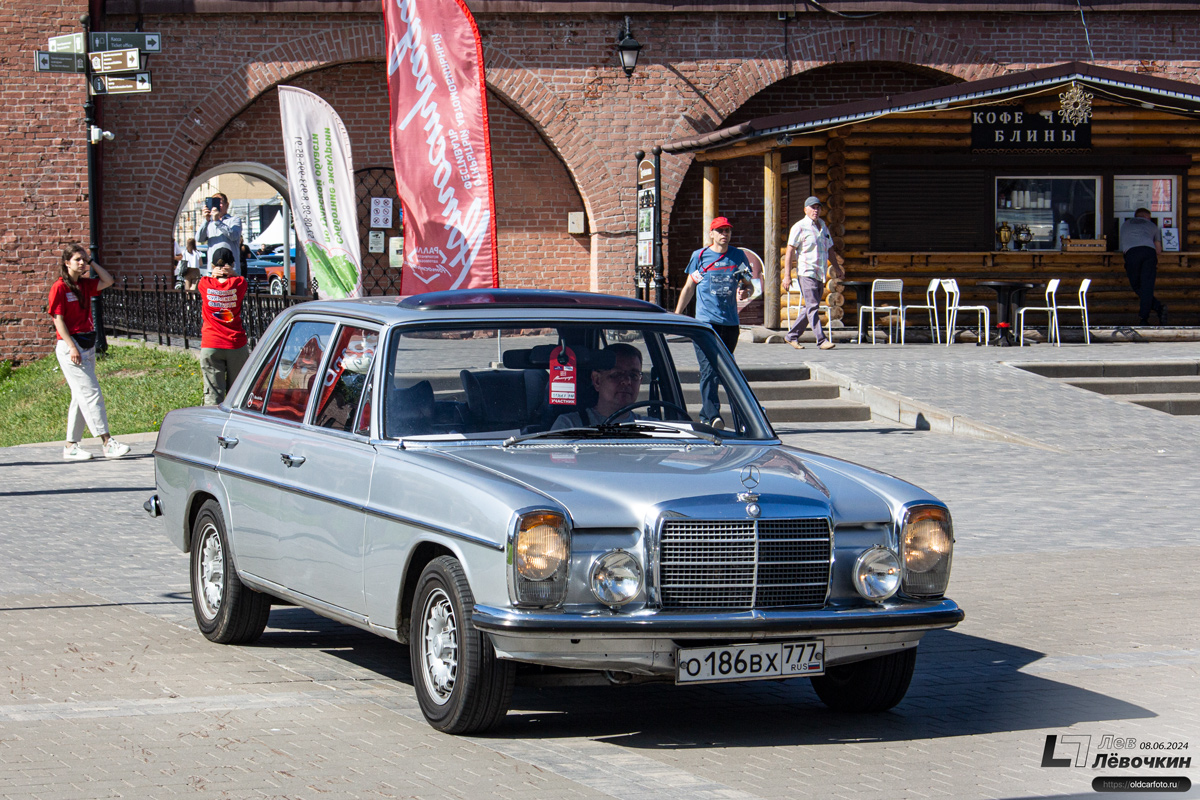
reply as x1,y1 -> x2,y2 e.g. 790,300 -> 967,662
550,343 -> 645,430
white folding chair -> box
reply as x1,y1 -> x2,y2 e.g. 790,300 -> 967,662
857,278 -> 904,344
1054,278 -> 1092,344
1017,278 -> 1061,347
941,278 -> 990,346
902,278 -> 941,344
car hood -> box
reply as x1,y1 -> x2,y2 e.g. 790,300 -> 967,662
428,442 -> 912,529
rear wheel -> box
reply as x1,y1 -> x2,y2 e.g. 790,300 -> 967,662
811,648 -> 917,712
410,556 -> 514,734
190,499 -> 271,644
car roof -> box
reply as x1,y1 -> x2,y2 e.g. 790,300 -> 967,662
279,289 -> 701,328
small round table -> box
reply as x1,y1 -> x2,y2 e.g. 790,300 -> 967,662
977,280 -> 1041,346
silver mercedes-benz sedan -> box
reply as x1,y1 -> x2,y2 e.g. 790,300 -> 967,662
147,289 -> 963,734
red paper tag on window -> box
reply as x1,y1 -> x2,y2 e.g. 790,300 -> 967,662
548,345 -> 577,406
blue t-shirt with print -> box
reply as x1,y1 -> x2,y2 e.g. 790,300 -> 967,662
685,245 -> 751,327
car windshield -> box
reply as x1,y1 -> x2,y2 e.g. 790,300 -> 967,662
381,322 -> 774,442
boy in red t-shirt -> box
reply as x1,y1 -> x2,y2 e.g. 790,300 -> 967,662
197,247 -> 249,405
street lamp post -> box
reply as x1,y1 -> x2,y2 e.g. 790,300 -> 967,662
80,14 -> 107,353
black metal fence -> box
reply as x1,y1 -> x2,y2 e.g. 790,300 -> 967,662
102,275 -> 311,350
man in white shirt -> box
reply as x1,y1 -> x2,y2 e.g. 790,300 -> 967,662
782,196 -> 839,350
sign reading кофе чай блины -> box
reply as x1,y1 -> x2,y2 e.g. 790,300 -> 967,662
971,107 -> 1091,152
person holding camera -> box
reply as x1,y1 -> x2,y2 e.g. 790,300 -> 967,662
196,193 -> 243,276
48,243 -> 131,461
198,246 -> 249,406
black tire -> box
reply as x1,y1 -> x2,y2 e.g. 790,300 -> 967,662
811,648 -> 917,712
409,556 -> 515,734
268,276 -> 285,296
189,499 -> 271,644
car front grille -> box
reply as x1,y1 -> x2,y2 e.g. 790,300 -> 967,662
657,518 -> 832,609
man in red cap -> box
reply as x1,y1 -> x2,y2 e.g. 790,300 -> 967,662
674,216 -> 753,429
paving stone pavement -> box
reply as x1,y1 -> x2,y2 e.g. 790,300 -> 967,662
2,340 -> 1198,799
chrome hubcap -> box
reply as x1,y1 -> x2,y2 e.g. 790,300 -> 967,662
197,523 -> 224,620
421,588 -> 458,705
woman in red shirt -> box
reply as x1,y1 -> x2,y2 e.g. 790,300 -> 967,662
48,243 -> 130,460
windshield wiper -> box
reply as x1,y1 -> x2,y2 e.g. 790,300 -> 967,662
503,421 -> 722,448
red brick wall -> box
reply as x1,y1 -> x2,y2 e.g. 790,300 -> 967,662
6,7 -> 1200,360
0,1 -> 90,361
194,61 -> 588,292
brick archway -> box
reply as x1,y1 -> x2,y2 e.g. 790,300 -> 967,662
654,28 -> 1007,213
135,23 -> 388,273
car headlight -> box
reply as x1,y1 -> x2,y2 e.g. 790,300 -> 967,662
853,546 -> 901,602
901,505 -> 954,598
589,550 -> 642,607
509,511 -> 569,606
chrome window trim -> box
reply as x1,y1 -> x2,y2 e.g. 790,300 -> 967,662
379,318 -> 776,441
648,509 -> 835,611
309,321 -> 382,438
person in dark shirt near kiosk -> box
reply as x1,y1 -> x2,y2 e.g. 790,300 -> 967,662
1119,208 -> 1167,326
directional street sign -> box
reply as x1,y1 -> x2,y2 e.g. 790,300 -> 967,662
48,33 -> 84,53
90,48 -> 141,74
89,32 -> 161,54
35,51 -> 87,74
91,72 -> 152,95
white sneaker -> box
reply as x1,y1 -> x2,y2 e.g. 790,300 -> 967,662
63,443 -> 93,461
102,439 -> 131,459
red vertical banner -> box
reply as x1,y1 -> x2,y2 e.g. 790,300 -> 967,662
383,0 -> 499,293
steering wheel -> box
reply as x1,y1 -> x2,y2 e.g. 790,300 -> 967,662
601,400 -> 692,426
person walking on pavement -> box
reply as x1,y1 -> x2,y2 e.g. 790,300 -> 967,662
783,195 -> 840,350
1120,208 -> 1167,326
48,243 -> 131,461
196,192 -> 244,276
674,216 -> 753,430
198,247 -> 250,406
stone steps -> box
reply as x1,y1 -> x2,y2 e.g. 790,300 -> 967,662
682,366 -> 873,424
1018,361 -> 1200,416
1120,393 -> 1200,415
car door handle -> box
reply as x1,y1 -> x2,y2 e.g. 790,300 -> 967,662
280,453 -> 306,467
217,436 -> 239,449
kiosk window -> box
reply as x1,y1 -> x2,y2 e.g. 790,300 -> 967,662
995,176 -> 1099,250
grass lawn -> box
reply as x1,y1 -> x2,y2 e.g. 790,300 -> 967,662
0,344 -> 203,447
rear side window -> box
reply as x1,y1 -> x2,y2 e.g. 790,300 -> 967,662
264,320 -> 335,422
314,326 -> 379,433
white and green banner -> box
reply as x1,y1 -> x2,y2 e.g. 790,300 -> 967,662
278,86 -> 361,299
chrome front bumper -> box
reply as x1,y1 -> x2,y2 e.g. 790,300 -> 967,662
473,598 -> 964,675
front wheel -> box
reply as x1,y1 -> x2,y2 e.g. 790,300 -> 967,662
410,556 -> 514,734
810,648 -> 917,712
268,276 -> 285,296
190,499 -> 271,644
